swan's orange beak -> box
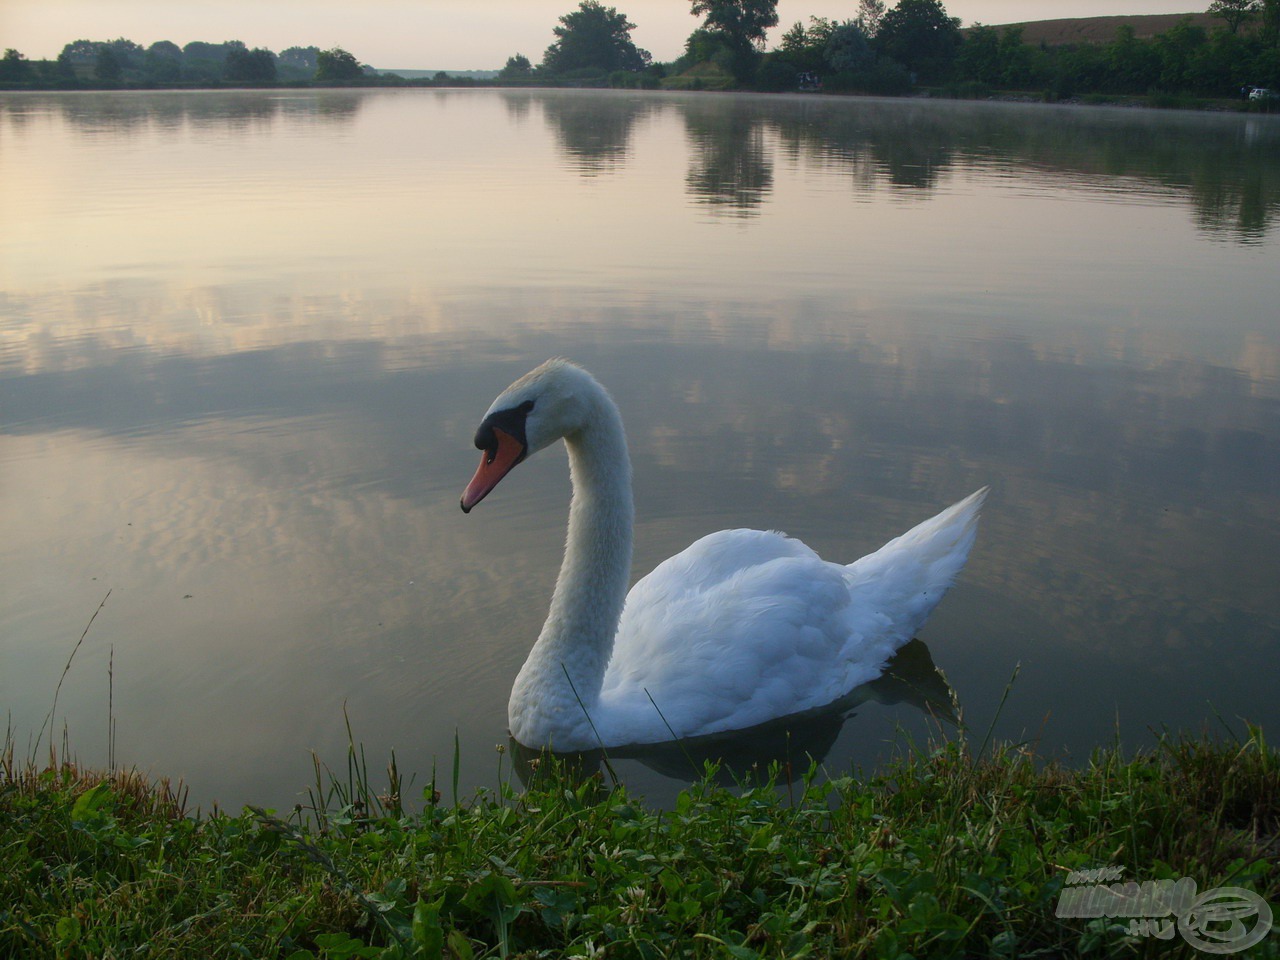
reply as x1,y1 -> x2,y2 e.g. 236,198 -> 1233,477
461,427 -> 524,513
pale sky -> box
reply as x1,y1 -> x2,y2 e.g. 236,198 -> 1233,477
2,1 -> 1205,71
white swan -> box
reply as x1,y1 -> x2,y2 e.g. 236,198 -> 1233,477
461,359 -> 987,751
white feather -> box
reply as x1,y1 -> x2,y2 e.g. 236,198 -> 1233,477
467,360 -> 987,751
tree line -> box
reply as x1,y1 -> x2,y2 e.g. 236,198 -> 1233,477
955,2 -> 1280,100
499,0 -> 1280,100
0,39 -> 369,86
3,0 -> 1278,102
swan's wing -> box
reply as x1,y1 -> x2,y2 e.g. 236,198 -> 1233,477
843,487 -> 987,640
598,491 -> 986,743
622,528 -> 819,607
602,530 -> 879,739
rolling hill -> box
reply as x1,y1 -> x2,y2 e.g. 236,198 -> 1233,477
989,11 -> 1221,45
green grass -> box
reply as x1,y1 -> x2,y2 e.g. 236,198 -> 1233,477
3,723 -> 1277,959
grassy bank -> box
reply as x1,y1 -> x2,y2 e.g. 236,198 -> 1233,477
2,728 -> 1277,959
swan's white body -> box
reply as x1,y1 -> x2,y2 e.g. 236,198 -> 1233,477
462,360 -> 986,751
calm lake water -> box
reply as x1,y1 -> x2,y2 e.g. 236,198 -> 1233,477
2,89 -> 1278,811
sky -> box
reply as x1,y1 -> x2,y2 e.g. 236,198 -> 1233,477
2,1 -> 1205,71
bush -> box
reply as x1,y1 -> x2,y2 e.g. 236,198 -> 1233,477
826,59 -> 914,95
557,66 -> 608,84
756,55 -> 801,92
608,69 -> 659,88
661,61 -> 735,91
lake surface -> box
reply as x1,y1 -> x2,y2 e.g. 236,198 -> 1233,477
2,89 -> 1278,811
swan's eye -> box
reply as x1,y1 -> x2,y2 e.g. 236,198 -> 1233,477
473,401 -> 534,463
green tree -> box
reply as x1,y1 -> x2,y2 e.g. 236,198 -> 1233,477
276,46 -> 319,81
671,26 -> 739,80
1208,0 -> 1259,34
1155,18 -> 1209,90
499,53 -> 535,79
956,23 -> 1040,88
147,40 -> 182,59
756,52 -> 800,90
779,20 -> 809,51
62,37 -> 145,81
182,41 -> 246,63
542,2 -> 650,75
857,0 -> 887,37
60,40 -> 100,64
53,51 -> 78,84
682,26 -> 731,64
143,40 -> 183,83
93,46 -> 122,82
766,17 -> 878,88
689,0 -> 778,82
224,47 -> 277,82
316,47 -> 364,81
826,21 -> 874,72
1198,27 -> 1247,92
876,0 -> 961,83
1261,0 -> 1280,45
107,37 -> 145,68
996,25 -> 1038,88
1107,23 -> 1159,91
956,23 -> 1000,83
279,46 -> 319,70
0,48 -> 32,82
77,37 -> 145,73
691,0 -> 779,51
777,17 -> 834,72
180,41 -> 247,83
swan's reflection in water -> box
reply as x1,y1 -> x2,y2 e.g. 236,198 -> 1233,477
509,638 -> 959,799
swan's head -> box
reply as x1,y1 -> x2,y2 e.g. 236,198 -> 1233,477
460,359 -> 602,513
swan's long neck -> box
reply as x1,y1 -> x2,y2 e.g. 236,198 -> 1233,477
509,389 -> 633,745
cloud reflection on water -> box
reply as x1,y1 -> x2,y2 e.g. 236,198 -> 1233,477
4,301 -> 1276,807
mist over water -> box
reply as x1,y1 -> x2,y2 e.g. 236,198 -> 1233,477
2,89 -> 1278,809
